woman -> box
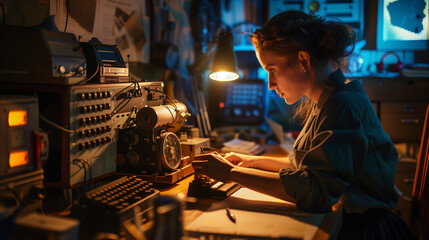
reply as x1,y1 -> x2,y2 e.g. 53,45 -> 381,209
192,11 -> 416,239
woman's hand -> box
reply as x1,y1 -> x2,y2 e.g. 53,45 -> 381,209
224,152 -> 257,168
192,152 -> 236,182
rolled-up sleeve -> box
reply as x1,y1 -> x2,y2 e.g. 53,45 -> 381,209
280,101 -> 368,212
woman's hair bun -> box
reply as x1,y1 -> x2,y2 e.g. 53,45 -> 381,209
319,21 -> 356,63
252,11 -> 356,64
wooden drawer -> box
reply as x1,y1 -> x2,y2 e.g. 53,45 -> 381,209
380,102 -> 427,142
361,77 -> 429,102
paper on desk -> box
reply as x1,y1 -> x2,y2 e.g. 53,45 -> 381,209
221,138 -> 265,155
265,117 -> 295,154
223,188 -> 303,215
223,138 -> 256,149
265,117 -> 285,144
184,188 -> 325,240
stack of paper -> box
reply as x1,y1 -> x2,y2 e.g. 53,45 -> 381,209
221,138 -> 265,155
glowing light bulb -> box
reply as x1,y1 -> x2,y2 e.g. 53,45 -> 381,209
209,71 -> 239,81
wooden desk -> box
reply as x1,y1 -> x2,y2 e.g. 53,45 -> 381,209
158,145 -> 342,240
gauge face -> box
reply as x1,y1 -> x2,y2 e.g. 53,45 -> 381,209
159,132 -> 182,171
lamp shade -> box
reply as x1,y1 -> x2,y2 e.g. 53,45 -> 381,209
209,31 -> 239,81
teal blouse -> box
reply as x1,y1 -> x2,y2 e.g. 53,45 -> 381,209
279,69 -> 399,213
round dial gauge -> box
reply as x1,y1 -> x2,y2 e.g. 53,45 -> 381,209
159,132 -> 182,171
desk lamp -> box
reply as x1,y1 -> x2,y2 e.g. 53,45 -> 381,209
209,31 -> 240,81
187,30 -> 239,137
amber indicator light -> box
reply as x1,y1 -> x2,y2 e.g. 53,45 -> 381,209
9,150 -> 29,168
8,110 -> 27,127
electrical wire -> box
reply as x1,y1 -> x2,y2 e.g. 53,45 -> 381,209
64,0 -> 69,32
111,96 -> 132,117
66,159 -> 94,217
110,82 -> 139,118
76,40 -> 101,85
123,106 -> 137,128
73,159 -> 87,190
39,113 -> 75,133
114,95 -> 135,115
0,3 -> 5,24
80,159 -> 93,190
77,61 -> 100,85
130,76 -> 143,96
112,82 -> 135,99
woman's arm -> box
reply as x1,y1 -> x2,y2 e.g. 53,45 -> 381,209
253,155 -> 295,172
230,166 -> 296,203
225,153 -> 295,172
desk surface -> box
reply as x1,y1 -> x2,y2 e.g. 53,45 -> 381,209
157,145 -> 342,240
40,144 -> 341,240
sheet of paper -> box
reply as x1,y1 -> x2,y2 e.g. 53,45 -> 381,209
223,138 -> 256,149
184,188 -> 326,240
224,187 -> 301,214
265,117 -> 285,144
265,117 -> 295,154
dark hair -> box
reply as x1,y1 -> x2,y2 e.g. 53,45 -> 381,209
251,11 -> 355,123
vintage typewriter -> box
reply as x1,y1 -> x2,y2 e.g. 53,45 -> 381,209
72,175 -> 159,234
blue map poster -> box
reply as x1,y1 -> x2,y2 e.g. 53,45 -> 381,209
383,0 -> 429,41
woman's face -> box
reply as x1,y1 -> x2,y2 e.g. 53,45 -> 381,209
255,49 -> 311,105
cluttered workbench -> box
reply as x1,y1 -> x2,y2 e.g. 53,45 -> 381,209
0,24 -> 341,240
12,145 -> 342,240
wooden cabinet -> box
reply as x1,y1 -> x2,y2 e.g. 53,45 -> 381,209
379,102 -> 427,142
358,76 -> 429,143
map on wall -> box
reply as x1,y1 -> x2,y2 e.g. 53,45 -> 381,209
383,0 -> 429,41
387,0 -> 426,34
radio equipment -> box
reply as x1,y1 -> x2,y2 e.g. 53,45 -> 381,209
0,82 -> 164,188
117,101 -> 191,177
0,95 -> 46,223
80,38 -> 129,83
0,95 -> 42,178
214,79 -> 267,125
0,25 -> 86,85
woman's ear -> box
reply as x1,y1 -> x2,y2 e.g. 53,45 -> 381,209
297,51 -> 311,73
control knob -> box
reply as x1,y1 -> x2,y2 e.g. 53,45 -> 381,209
58,65 -> 66,74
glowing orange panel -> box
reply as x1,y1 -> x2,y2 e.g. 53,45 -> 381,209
8,110 -> 27,127
9,150 -> 29,168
